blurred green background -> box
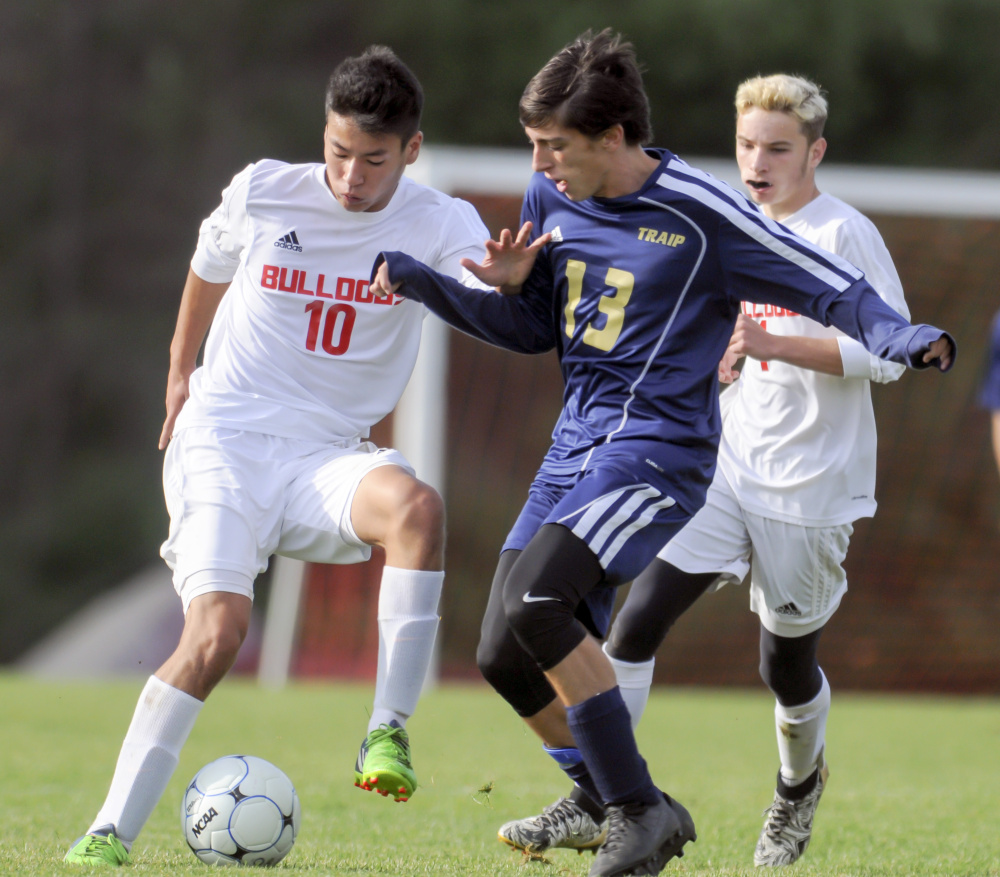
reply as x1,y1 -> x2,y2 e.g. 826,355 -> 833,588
3,0 -> 999,668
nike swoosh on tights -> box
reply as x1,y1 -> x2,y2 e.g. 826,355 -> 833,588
522,593 -> 560,603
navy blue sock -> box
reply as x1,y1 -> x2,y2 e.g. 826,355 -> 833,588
566,687 -> 660,806
543,745 -> 603,816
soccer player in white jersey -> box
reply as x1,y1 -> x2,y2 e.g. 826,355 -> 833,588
497,73 -> 918,867
63,46 -> 490,866
372,33 -> 953,877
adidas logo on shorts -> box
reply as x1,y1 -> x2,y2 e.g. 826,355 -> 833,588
773,602 -> 802,617
274,230 -> 303,252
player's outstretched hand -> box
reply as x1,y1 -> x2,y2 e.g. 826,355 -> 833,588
923,334 -> 954,371
460,221 -> 552,295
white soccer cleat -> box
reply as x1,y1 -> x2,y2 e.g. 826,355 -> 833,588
498,796 -> 607,854
754,758 -> 829,867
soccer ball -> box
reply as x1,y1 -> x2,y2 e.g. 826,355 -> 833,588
182,754 -> 301,866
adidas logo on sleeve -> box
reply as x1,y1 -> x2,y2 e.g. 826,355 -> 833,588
274,230 -> 303,252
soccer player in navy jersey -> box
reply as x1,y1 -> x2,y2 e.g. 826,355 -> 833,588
372,30 -> 954,877
981,310 -> 1000,483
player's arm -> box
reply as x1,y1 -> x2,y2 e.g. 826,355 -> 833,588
720,228 -> 954,371
727,315 -> 845,377
812,278 -> 954,371
370,248 -> 556,354
159,269 -> 229,449
831,220 -> 909,383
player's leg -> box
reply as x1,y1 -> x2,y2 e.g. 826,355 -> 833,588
351,461 -> 444,724
606,473 -> 752,724
66,428 -> 276,864
504,498 -> 697,876
480,546 -> 609,853
351,463 -> 443,800
65,590 -> 253,865
284,445 -> 444,801
502,476 -> 749,856
605,560 -> 719,721
747,513 -> 850,867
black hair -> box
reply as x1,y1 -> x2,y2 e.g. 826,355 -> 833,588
519,29 -> 652,145
325,45 -> 423,143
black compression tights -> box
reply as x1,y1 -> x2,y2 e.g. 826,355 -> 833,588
477,524 -> 606,716
605,558 -> 824,706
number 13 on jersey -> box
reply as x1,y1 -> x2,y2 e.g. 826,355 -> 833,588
563,259 -> 635,352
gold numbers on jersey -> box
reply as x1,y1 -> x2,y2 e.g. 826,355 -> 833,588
563,260 -> 635,352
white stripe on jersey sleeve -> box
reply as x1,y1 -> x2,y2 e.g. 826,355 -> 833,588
657,160 -> 864,292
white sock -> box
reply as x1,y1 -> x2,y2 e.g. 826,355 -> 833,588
776,669 -> 831,786
603,642 -> 655,730
368,567 -> 442,733
90,675 -> 202,847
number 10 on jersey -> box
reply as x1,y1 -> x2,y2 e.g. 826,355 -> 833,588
304,301 -> 356,356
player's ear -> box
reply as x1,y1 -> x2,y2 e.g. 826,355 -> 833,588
809,137 -> 827,169
600,124 -> 625,151
404,131 -> 423,165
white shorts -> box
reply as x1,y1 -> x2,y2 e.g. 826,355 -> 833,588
160,426 -> 412,610
658,473 -> 853,637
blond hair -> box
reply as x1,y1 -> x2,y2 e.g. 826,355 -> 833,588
735,74 -> 828,144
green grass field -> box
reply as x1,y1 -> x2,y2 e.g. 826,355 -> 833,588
2,673 -> 998,876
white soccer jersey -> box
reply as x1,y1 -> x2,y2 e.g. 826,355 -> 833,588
719,192 -> 909,526
177,160 -> 489,443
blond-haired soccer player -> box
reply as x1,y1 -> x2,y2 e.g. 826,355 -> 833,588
498,73 -> 919,868
63,46 -> 490,866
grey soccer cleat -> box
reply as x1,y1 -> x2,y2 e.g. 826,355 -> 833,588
589,793 -> 696,877
754,759 -> 829,866
498,796 -> 607,854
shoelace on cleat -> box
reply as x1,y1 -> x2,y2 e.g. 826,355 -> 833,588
533,799 -> 580,830
762,798 -> 796,838
600,802 -> 646,853
367,725 -> 412,764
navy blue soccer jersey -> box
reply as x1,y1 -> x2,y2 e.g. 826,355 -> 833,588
377,149 -> 952,515
979,309 -> 1000,411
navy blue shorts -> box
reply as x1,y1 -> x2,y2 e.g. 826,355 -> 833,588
503,462 -> 693,633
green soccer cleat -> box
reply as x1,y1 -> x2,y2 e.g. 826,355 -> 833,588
64,825 -> 131,866
353,722 -> 417,802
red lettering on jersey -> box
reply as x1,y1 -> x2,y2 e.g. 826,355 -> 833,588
742,301 -> 800,319
296,271 -> 315,296
354,280 -> 373,304
261,264 -> 279,289
315,273 -> 331,298
335,277 -> 355,301
322,303 -> 357,355
277,268 -> 298,293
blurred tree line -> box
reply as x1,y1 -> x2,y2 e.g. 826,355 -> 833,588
2,0 -> 999,663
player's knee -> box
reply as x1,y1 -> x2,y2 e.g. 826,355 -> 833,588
475,632 -> 508,691
605,620 -> 658,664
502,585 -> 573,667
389,482 -> 445,557
182,611 -> 248,687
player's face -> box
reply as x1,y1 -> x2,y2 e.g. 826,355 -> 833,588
324,113 -> 422,213
525,122 -> 616,201
736,107 -> 825,220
